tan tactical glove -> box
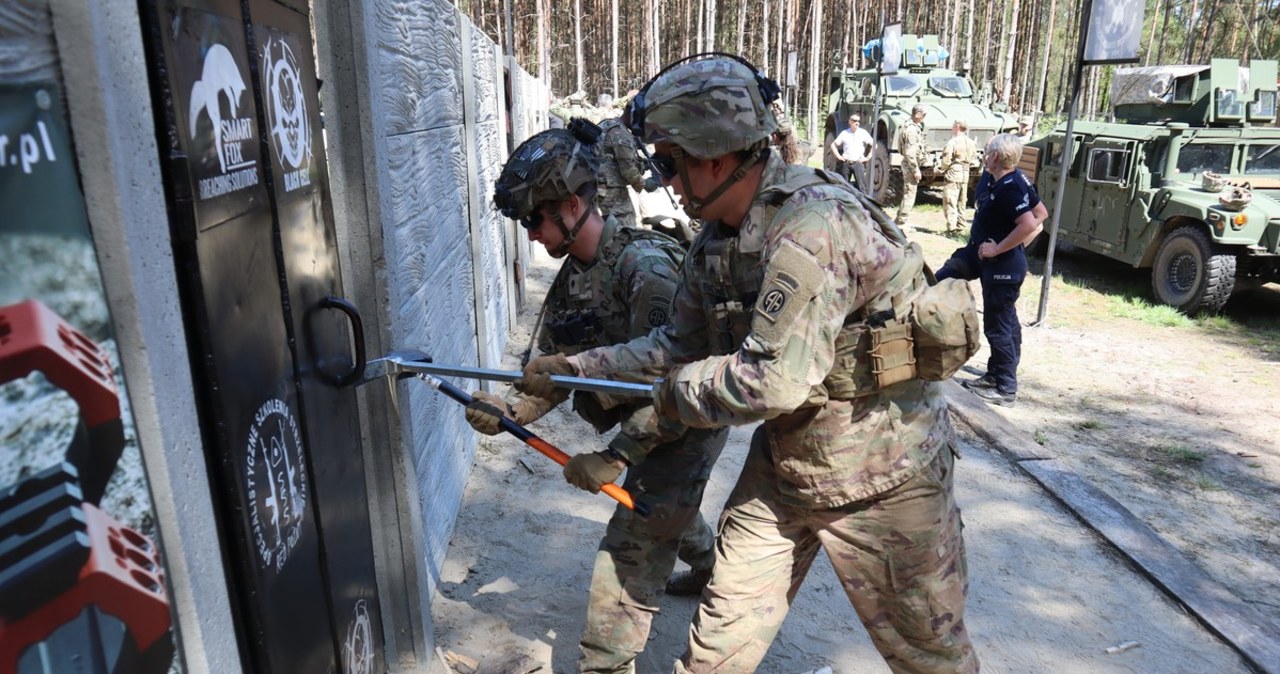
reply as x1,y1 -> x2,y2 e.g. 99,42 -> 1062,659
563,450 -> 627,494
464,391 -> 557,435
515,354 -> 575,399
465,390 -> 513,435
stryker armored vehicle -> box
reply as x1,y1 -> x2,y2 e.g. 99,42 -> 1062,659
822,34 -> 1019,203
1027,58 -> 1280,314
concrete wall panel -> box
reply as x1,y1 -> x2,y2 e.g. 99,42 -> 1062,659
376,0 -> 463,135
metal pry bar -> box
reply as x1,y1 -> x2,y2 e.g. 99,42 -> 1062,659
357,349 -> 656,399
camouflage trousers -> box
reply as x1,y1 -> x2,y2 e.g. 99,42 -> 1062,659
596,186 -> 637,227
896,168 -> 921,226
942,179 -> 969,232
675,429 -> 978,674
580,426 -> 729,674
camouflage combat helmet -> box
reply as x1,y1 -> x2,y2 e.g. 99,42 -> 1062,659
627,53 -> 779,159
624,53 -> 780,217
494,121 -> 603,255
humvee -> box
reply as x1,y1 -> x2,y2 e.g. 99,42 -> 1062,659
822,34 -> 1019,203
1028,58 -> 1280,314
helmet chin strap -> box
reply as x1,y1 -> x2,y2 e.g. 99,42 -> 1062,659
547,197 -> 592,258
673,145 -> 766,220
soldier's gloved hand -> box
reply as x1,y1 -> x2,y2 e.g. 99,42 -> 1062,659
643,176 -> 661,192
465,390 -> 513,436
515,354 -> 575,399
563,450 -> 627,494
913,168 -> 922,182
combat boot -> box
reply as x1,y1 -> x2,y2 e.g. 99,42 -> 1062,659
665,568 -> 712,596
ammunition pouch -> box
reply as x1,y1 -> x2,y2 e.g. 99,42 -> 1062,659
546,311 -> 602,349
823,244 -> 980,399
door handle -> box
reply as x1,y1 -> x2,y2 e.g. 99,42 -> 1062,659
308,296 -> 366,387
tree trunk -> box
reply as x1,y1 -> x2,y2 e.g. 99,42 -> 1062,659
611,0 -> 618,97
1181,0 -> 1199,63
1000,0 -> 1020,104
1036,0 -> 1058,112
574,0 -> 583,93
808,0 -> 823,141
737,0 -> 748,55
964,0 -> 976,70
763,0 -> 772,71
981,3 -> 995,85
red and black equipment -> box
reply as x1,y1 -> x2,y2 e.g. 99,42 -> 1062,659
0,300 -> 173,673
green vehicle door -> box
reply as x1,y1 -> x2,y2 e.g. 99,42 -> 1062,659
1037,134 -> 1087,245
1081,138 -> 1136,253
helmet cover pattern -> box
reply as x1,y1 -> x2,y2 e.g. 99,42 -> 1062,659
634,56 -> 778,159
494,128 -> 601,221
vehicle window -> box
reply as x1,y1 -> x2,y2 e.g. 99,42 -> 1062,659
928,76 -> 973,98
1217,89 -> 1244,118
862,79 -> 876,96
1245,144 -> 1280,175
884,75 -> 920,96
1252,91 -> 1278,118
1176,143 -> 1232,175
1088,149 -> 1128,183
1045,137 -> 1084,171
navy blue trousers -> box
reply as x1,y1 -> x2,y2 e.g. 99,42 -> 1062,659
935,247 -> 1023,395
981,281 -> 1022,395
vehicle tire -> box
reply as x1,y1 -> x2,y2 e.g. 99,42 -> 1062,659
823,130 -> 838,173
1151,225 -> 1237,314
871,142 -> 902,205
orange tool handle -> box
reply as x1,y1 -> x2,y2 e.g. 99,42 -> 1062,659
522,435 -> 648,515
428,375 -> 650,517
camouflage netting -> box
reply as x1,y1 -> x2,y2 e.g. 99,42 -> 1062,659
1111,65 -> 1254,107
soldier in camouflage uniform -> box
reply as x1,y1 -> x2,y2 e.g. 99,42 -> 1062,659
595,117 -> 648,226
469,125 -> 729,674
896,103 -> 928,227
521,56 -> 979,674
940,120 -> 977,233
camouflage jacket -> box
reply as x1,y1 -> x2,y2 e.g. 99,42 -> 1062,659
515,216 -> 686,464
571,154 -> 952,507
898,120 -> 926,171
940,133 -> 977,182
598,118 -> 646,191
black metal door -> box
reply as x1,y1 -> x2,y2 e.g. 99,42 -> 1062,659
139,0 -> 384,671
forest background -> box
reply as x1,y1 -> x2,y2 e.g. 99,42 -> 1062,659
454,0 -> 1280,140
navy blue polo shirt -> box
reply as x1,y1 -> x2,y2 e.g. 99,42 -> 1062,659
971,168 -> 1040,284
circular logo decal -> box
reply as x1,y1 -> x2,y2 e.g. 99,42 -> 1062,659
344,600 -> 374,674
760,289 -> 787,315
647,308 -> 669,327
246,397 -> 308,572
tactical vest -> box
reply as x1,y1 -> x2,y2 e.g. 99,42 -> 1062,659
542,225 -> 684,356
689,168 -> 975,400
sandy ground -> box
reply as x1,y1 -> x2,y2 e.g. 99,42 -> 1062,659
427,205 -> 1255,673
901,190 -> 1280,635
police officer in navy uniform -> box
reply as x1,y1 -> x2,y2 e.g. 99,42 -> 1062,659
935,133 -> 1047,406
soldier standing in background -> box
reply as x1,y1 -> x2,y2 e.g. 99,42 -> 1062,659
940,120 -> 977,234
770,102 -> 803,165
521,55 -> 979,674
596,116 -> 648,225
470,125 -> 729,674
896,103 -> 928,227
1017,115 -> 1035,143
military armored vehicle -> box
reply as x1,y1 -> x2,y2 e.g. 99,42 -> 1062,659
822,34 -> 1019,203
1027,58 -> 1280,314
